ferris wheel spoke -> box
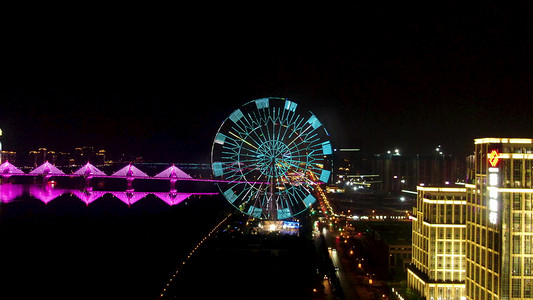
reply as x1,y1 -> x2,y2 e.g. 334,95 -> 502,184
239,165 -> 264,182
239,185 -> 260,206
285,161 -> 309,173
285,137 -> 321,156
285,129 -> 318,149
238,149 -> 260,159
279,118 -> 297,143
248,128 -> 268,149
228,131 -> 258,150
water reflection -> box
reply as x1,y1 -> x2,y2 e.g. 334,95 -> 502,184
72,189 -> 106,206
111,191 -> 149,206
0,183 -> 218,205
0,183 -> 24,202
154,192 -> 195,206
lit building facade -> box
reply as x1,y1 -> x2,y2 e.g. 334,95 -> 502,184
407,186 -> 467,300
466,138 -> 533,299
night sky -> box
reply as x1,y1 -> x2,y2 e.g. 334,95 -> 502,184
2,3 -> 533,162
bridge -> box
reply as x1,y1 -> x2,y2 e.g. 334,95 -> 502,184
0,161 -> 263,184
0,183 -> 217,206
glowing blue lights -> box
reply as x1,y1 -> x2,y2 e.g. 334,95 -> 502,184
229,109 -> 244,123
247,206 -> 262,218
214,133 -> 227,145
303,194 -> 316,207
277,208 -> 292,220
211,97 -> 332,220
223,189 -> 238,204
284,100 -> 298,112
321,141 -> 332,155
255,98 -> 269,109
307,114 -> 321,129
319,169 -> 331,183
212,162 -> 224,177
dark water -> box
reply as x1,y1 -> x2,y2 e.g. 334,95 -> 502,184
0,182 -> 230,300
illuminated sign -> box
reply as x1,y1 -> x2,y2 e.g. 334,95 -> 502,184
488,149 -> 500,167
488,165 -> 499,224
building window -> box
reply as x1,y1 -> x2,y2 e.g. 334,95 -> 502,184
526,235 -> 533,254
525,257 -> 532,276
513,235 -> 522,254
525,279 -> 533,298
513,256 -> 522,276
514,193 -> 522,210
512,278 -> 522,298
514,213 -> 522,231
527,212 -> 533,232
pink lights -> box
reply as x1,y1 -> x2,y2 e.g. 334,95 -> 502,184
0,183 -> 218,206
0,161 -> 25,177
73,162 -> 107,177
0,184 -> 24,203
111,191 -> 149,206
0,162 -> 222,206
30,184 -> 66,204
112,163 -> 149,178
29,161 -> 65,176
155,164 -> 192,180
72,190 -> 106,206
154,192 -> 192,206
0,161 -> 267,186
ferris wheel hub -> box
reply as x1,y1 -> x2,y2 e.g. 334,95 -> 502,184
256,140 -> 291,177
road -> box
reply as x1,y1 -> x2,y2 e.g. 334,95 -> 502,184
321,227 -> 390,300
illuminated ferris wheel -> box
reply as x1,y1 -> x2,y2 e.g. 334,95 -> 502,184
211,97 -> 332,220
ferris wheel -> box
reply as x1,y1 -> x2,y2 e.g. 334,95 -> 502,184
211,97 -> 332,220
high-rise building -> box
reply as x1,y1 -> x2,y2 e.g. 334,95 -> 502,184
465,138 -> 533,299
373,150 -> 458,193
1,151 -> 17,164
407,186 -> 467,299
373,150 -> 409,192
95,149 -> 106,166
28,148 -> 53,167
418,153 -> 458,187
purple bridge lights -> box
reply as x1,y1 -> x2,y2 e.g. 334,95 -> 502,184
74,162 -> 107,177
0,161 -> 221,206
0,183 -> 217,206
0,161 -> 269,207
0,161 -> 267,185
0,161 -> 25,177
0,161 -> 195,182
29,161 -> 65,177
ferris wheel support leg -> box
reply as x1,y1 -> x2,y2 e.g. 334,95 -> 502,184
269,177 -> 277,221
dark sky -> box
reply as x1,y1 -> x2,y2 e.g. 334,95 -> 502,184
2,3 -> 533,162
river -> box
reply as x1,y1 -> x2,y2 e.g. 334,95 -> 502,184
0,180 -> 229,300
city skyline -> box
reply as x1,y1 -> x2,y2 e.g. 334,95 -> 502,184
2,3 -> 533,163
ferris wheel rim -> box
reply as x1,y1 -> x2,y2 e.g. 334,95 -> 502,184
210,97 -> 332,220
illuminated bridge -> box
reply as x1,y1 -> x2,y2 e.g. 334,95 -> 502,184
0,160 -> 262,184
